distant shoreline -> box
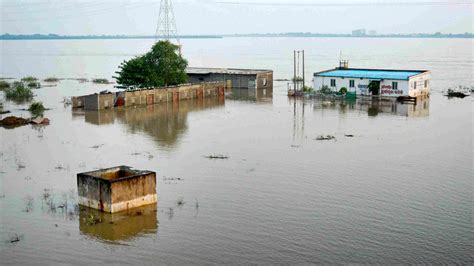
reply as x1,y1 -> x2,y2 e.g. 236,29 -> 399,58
1,33 -> 472,40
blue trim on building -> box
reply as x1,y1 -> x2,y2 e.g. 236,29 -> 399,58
315,69 -> 424,80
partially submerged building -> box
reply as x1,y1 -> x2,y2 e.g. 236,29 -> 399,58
314,67 -> 431,97
187,67 -> 273,89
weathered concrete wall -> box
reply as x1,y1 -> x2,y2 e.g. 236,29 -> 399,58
83,94 -> 99,111
77,166 -> 157,213
124,82 -> 225,108
71,96 -> 85,108
256,72 -> 274,89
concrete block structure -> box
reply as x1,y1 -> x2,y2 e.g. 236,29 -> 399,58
77,166 -> 157,213
187,67 -> 273,89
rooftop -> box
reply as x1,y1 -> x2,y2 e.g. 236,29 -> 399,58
314,68 -> 428,80
187,67 -> 272,75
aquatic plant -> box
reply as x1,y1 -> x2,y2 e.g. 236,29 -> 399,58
92,78 -> 109,84
44,77 -> 60,82
303,86 -> 313,93
28,102 -> 46,118
21,76 -> 38,83
0,80 -> 10,89
85,213 -> 102,225
4,82 -> 34,102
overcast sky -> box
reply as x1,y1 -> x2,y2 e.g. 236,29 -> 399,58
0,0 -> 472,35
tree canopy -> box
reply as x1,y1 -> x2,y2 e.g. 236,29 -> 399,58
115,41 -> 188,89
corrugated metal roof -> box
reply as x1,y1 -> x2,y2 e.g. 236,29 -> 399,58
187,67 -> 272,75
315,68 -> 426,80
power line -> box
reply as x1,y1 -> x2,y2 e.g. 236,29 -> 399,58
208,1 -> 473,7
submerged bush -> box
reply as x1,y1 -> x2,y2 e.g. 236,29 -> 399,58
339,87 -> 348,94
21,76 -> 38,83
0,80 -> 10,90
28,102 -> 46,117
27,82 -> 41,88
319,85 -> 332,94
92,78 -> 109,84
44,77 -> 60,83
5,82 -> 34,102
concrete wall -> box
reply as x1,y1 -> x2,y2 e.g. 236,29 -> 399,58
256,72 -> 273,89
408,72 -> 431,97
77,166 -> 157,213
71,96 -> 85,108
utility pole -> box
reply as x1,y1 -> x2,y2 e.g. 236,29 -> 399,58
293,50 -> 296,91
155,0 -> 180,45
302,50 -> 305,89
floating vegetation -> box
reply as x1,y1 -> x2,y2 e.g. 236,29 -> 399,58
21,76 -> 38,83
92,78 -> 109,84
28,102 -> 46,118
177,197 -> 185,206
44,77 -> 60,83
4,81 -> 34,102
0,80 -> 10,89
315,135 -> 336,141
85,213 -> 102,225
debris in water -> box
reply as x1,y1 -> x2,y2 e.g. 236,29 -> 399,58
315,135 -> 336,141
31,117 -> 50,125
90,144 -> 104,149
344,134 -> 354,137
204,154 -> 229,159
177,197 -> 185,206
0,116 -> 28,127
9,234 -> 20,243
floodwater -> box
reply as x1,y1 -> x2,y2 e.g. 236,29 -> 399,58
0,38 -> 472,264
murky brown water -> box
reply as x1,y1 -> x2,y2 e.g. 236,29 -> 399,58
0,38 -> 472,264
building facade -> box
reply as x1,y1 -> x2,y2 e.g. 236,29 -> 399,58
187,67 -> 273,90
313,68 -> 431,97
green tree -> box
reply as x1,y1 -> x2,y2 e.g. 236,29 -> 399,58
115,41 -> 188,88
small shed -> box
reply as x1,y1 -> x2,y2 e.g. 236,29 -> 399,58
187,67 -> 273,89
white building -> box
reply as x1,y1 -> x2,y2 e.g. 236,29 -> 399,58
313,68 -> 431,97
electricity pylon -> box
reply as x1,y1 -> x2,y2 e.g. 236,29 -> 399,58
155,0 -> 180,45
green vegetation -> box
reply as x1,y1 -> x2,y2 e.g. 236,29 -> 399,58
44,77 -> 60,82
115,40 -> 188,89
27,82 -> 41,88
92,78 -> 109,84
319,85 -> 332,94
85,213 -> 102,225
0,80 -> 10,90
21,76 -> 38,83
28,102 -> 46,118
5,82 -> 34,102
303,86 -> 313,93
339,87 -> 348,94
368,81 -> 379,95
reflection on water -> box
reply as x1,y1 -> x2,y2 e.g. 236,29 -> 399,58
73,97 -> 225,147
226,88 -> 273,103
308,96 -> 430,117
79,203 -> 158,242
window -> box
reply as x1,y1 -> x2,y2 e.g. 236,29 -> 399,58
349,80 -> 355,88
424,80 -> 428,88
413,82 -> 417,90
262,78 -> 267,86
392,82 -> 398,90
330,79 -> 336,87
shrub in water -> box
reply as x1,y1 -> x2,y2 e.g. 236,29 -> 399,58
92,78 -> 109,84
0,80 -> 10,90
21,76 -> 38,83
339,87 -> 348,94
5,82 -> 34,101
28,102 -> 46,117
44,77 -> 60,83
27,82 -> 41,88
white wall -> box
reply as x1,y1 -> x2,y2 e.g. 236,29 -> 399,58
408,72 -> 431,97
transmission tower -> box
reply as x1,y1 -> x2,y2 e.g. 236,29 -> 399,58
155,0 -> 180,45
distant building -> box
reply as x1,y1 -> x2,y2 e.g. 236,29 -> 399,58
368,30 -> 377,36
187,67 -> 273,89
313,67 -> 431,97
352,29 -> 366,36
